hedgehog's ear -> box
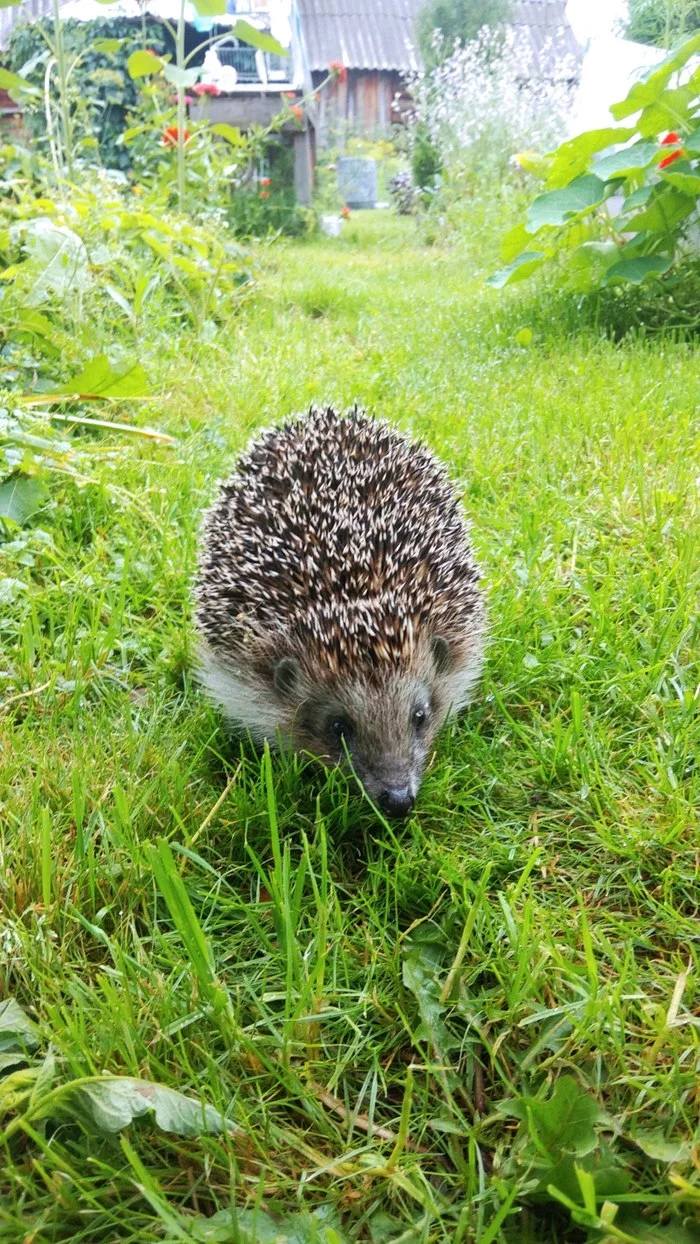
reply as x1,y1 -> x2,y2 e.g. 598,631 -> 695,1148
274,655 -> 301,699
431,635 -> 452,674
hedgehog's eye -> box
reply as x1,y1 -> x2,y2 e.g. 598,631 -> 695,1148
412,706 -> 427,731
329,716 -> 352,739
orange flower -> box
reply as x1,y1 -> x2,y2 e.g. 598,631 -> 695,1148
260,177 -> 271,186
290,104 -> 303,122
161,125 -> 191,147
340,204 -> 350,218
328,59 -> 347,84
659,131 -> 685,169
260,190 -> 270,199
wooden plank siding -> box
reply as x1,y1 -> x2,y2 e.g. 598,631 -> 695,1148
312,69 -> 406,143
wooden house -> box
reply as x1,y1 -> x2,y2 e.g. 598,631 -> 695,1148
295,0 -> 424,143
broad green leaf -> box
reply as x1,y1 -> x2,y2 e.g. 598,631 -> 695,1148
232,19 -> 288,57
591,140 -> 659,180
0,1 -> 22,7
209,123 -> 244,146
58,1077 -> 235,1137
506,1076 -> 604,1159
542,1144 -> 629,1202
526,175 -> 606,232
0,474 -> 48,526
660,168 -> 700,194
545,127 -> 635,188
500,221 -> 534,262
91,38 -> 124,55
611,32 -> 700,120
632,1129 -> 692,1162
685,126 -> 700,154
603,254 -> 673,285
566,241 -> 619,291
55,355 -> 150,399
0,67 -> 40,100
21,218 -> 90,305
402,933 -> 458,1056
187,1204 -> 348,1242
0,999 -> 39,1053
487,251 -> 545,288
623,184 -> 653,211
191,0 -> 227,14
611,1210 -> 700,1242
626,187 -> 696,232
637,85 -> 696,136
162,64 -> 200,88
127,50 -> 162,78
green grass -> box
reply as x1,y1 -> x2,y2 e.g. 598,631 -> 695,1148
1,211 -> 699,1243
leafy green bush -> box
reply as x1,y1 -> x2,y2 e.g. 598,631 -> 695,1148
622,0 -> 700,48
489,33 -> 700,299
7,16 -> 170,171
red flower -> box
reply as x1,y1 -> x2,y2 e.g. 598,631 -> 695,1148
161,125 -> 191,147
260,190 -> 270,199
290,104 -> 303,121
285,91 -> 297,99
659,130 -> 685,169
260,177 -> 271,186
194,81 -> 220,97
328,59 -> 347,84
340,204 -> 350,218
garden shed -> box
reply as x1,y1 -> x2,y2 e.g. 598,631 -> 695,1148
296,0 -> 424,142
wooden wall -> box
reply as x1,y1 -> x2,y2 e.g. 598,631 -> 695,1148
312,69 -> 410,144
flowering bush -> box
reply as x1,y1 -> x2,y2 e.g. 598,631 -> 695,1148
406,26 -> 578,185
489,32 -> 700,295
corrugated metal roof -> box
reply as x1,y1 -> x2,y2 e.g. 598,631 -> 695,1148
297,0 -> 582,76
511,1 -> 583,75
297,0 -> 424,73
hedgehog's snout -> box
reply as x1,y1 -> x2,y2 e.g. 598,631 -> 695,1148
378,786 -> 416,818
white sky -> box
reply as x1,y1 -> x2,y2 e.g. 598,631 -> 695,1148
566,0 -> 630,45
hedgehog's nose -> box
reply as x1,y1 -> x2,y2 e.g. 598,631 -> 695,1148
379,787 -> 415,818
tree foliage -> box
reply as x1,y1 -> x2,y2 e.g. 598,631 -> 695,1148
622,0 -> 700,47
7,16 -> 169,171
416,0 -> 513,67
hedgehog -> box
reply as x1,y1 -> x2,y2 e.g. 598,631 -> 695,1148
194,405 -> 486,817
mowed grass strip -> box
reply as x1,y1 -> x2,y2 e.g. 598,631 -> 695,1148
1,213 -> 698,1242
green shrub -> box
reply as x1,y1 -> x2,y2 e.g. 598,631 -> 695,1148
622,0 -> 700,47
7,16 -> 170,171
489,32 -> 700,312
411,123 -> 442,189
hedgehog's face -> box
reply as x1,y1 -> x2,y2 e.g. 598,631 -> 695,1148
274,638 -> 458,816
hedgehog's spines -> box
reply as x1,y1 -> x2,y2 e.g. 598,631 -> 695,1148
195,405 -> 484,687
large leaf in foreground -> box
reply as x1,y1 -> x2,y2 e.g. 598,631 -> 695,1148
0,999 -> 39,1053
188,1204 -> 347,1242
526,175 -> 606,232
603,255 -> 673,285
487,251 -> 545,288
56,355 -> 150,399
52,1077 -> 237,1137
0,474 -> 48,526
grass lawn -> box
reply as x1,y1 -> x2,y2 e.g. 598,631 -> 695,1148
1,211 -> 699,1243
